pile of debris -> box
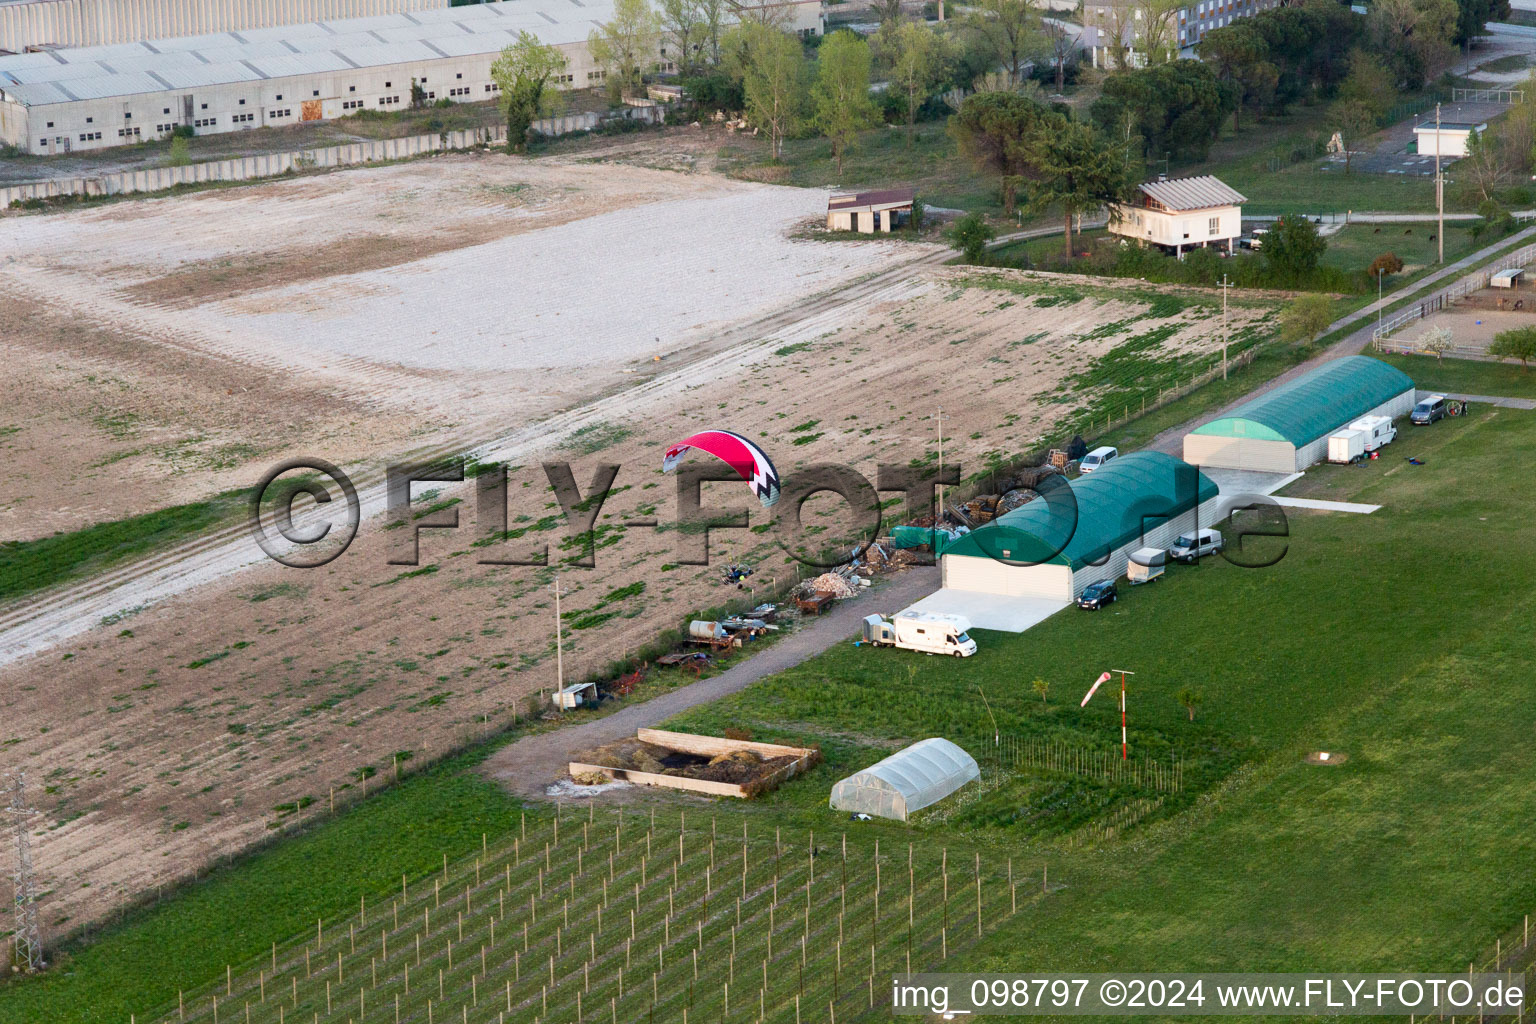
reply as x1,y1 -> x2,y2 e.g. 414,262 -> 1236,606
805,572 -> 860,599
860,540 -> 926,574
573,738 -> 802,785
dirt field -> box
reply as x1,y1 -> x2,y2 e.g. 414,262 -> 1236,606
0,242 -> 1273,937
0,150 -> 915,543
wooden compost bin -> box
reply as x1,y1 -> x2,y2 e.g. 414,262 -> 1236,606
568,728 -> 819,798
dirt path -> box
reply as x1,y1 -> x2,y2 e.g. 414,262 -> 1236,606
482,567 -> 939,798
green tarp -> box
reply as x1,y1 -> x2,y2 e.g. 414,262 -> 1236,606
941,452 -> 1217,570
1189,356 -> 1413,447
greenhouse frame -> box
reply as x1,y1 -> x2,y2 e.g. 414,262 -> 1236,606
829,738 -> 980,821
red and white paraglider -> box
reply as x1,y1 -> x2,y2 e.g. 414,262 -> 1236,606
661,430 -> 781,509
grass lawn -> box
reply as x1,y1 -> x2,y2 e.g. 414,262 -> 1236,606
0,489 -> 250,606
1375,352 -> 1536,398
1320,222 -> 1482,274
661,401 -> 1536,972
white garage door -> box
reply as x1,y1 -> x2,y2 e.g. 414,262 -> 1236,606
942,555 -> 1073,601
1183,434 -> 1296,473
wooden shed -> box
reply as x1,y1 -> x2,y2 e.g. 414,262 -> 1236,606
827,188 -> 915,233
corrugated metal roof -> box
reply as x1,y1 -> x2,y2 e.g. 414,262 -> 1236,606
1190,356 -> 1415,446
0,0 -> 615,106
1138,175 -> 1246,211
828,188 -> 915,211
943,452 -> 1217,570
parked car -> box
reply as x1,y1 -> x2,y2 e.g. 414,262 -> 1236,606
1411,394 -> 1448,425
1079,446 -> 1119,474
1078,580 -> 1118,610
1171,528 -> 1223,562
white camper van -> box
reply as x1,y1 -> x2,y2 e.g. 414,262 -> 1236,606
1348,415 -> 1397,452
862,613 -> 977,657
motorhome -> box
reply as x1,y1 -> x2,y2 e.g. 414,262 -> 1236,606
862,613 -> 977,657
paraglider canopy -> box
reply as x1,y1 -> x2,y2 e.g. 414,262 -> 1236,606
661,430 -> 781,508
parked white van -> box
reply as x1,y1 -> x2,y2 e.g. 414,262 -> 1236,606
1170,528 -> 1223,562
1079,446 -> 1119,474
1347,415 -> 1397,452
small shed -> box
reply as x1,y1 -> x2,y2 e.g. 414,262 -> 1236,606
1491,267 -> 1524,289
1414,121 -> 1485,158
829,738 -> 979,821
827,188 -> 915,233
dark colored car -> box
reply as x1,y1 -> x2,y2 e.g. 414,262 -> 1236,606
1411,395 -> 1447,425
1079,580 -> 1117,610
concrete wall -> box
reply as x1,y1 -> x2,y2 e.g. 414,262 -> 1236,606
0,105 -> 663,207
0,0 -> 447,52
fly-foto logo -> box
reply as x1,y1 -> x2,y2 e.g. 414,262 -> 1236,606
248,457 -> 1289,571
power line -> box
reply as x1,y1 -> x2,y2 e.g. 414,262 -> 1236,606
6,771 -> 43,973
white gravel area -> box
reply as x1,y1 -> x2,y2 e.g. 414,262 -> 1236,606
207,187 -> 912,372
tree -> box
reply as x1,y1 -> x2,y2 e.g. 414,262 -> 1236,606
659,0 -> 705,75
1452,0 -> 1510,48
1196,22 -> 1277,131
698,0 -> 726,66
1032,677 -> 1050,704
1368,252 -> 1405,278
1328,98 -> 1379,174
1264,214 -> 1327,285
1417,325 -> 1454,362
741,27 -> 807,160
949,90 -> 1052,215
1280,293 -> 1335,346
1042,20 -> 1076,94
890,23 -> 945,145
812,31 -> 877,174
1489,326 -> 1536,372
491,33 -> 569,152
166,134 -> 191,167
1028,116 -> 1137,260
947,211 -> 995,263
1335,49 -> 1395,121
1089,60 -> 1233,162
1176,686 -> 1204,722
589,0 -> 661,101
1457,129 -> 1513,206
410,78 -> 428,109
1367,0 -> 1458,88
873,0 -> 905,29
1134,0 -> 1186,64
968,0 -> 1043,86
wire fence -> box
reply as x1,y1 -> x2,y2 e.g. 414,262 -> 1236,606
1450,87 -> 1526,105
986,735 -> 1185,795
1372,240 -> 1536,345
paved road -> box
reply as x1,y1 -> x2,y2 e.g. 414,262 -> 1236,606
1147,223 -> 1536,454
482,567 -> 940,798
1443,391 -> 1536,409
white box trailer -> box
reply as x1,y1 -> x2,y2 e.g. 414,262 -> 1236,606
862,613 -> 977,657
1126,547 -> 1167,584
1327,428 -> 1366,464
1348,415 -> 1397,452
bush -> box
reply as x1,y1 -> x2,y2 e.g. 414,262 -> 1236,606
947,212 -> 995,264
1367,252 -> 1405,278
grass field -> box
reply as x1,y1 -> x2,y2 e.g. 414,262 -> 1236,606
1376,352 -> 1536,398
1320,223 -> 1482,273
656,400 -> 1536,974
9,363 -> 1534,1021
0,488 -> 249,605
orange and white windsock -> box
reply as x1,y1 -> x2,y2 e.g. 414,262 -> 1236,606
1080,671 -> 1112,707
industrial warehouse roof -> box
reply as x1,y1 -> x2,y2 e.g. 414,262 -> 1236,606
0,0 -> 614,106
1138,175 -> 1246,211
943,451 -> 1217,570
1189,356 -> 1415,446
828,739 -> 979,822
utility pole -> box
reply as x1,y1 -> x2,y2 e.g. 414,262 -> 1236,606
935,407 -> 946,515
1218,275 -> 1231,379
1436,103 -> 1445,265
7,771 -> 43,973
551,576 -> 565,707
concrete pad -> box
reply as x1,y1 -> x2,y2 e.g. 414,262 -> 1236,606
900,589 -> 1070,633
1271,496 -> 1382,514
1200,469 -> 1304,516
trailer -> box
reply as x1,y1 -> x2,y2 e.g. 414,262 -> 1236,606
1327,428 -> 1366,464
861,612 -> 977,657
1348,415 -> 1397,452
1126,546 -> 1167,584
